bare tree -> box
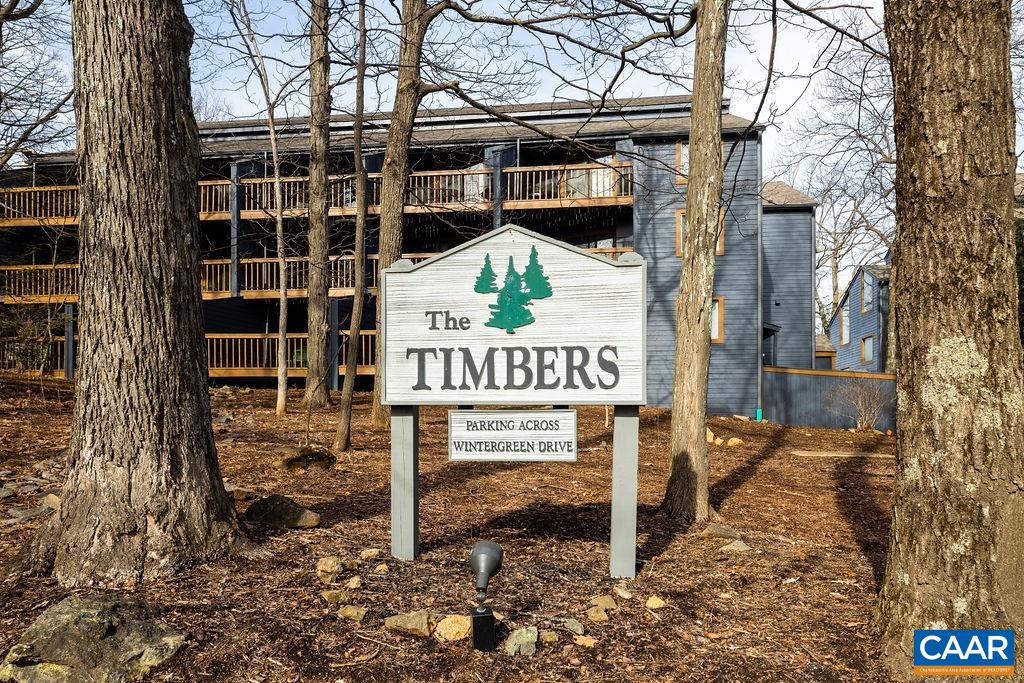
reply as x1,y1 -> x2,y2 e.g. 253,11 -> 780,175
18,0 -> 242,585
876,0 -> 1024,671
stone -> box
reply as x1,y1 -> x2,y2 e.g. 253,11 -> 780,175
732,414 -> 750,422
433,615 -> 472,643
539,629 -> 559,645
589,595 -> 617,611
504,627 -> 538,656
585,607 -> 609,623
562,618 -> 585,636
613,585 -> 633,601
726,437 -> 744,447
316,556 -> 345,584
40,493 -> 60,510
721,539 -> 751,553
345,576 -> 362,590
0,596 -> 184,683
239,494 -> 320,529
373,562 -> 389,574
573,635 -> 597,648
705,427 -> 714,443
320,590 -> 350,607
645,596 -> 666,610
6,506 -> 49,521
275,446 -> 335,472
700,522 -> 741,540
714,438 -> 724,446
337,605 -> 367,623
0,488 -> 13,501
358,548 -> 381,561
384,610 -> 431,638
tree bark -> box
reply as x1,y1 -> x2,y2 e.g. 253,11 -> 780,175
660,0 -> 729,522
369,0 -> 439,428
333,0 -> 367,453
18,0 -> 242,586
877,0 -> 1024,673
303,0 -> 332,408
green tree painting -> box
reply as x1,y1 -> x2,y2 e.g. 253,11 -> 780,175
485,256 -> 535,334
522,245 -> 553,299
474,253 -> 499,293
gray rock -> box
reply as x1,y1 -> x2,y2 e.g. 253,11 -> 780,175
504,626 -> 538,656
700,522 -> 741,540
561,618 -> 585,636
0,595 -> 184,683
721,539 -> 752,553
0,488 -> 13,501
384,610 -> 431,638
6,506 -> 49,521
239,494 -> 320,529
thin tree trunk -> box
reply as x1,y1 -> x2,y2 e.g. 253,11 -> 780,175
877,0 -> 1024,672
333,0 -> 367,453
660,0 -> 729,522
274,155 -> 287,416
18,0 -> 242,585
303,0 -> 331,408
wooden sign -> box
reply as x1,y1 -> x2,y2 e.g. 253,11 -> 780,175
448,409 -> 577,462
381,224 -> 646,406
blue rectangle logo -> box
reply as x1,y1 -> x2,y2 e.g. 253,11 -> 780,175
914,630 -> 1015,676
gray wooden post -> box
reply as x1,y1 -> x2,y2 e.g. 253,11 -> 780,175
229,162 -> 241,297
63,303 -> 75,381
391,404 -> 420,560
610,404 -> 639,578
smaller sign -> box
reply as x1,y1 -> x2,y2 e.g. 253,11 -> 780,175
448,410 -> 577,462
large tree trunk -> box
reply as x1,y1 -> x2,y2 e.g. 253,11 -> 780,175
369,0 -> 435,428
333,0 -> 368,453
19,0 -> 242,586
660,0 -> 729,522
303,0 -> 332,408
877,0 -> 1024,672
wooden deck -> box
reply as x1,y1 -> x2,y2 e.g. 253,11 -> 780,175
0,163 -> 633,227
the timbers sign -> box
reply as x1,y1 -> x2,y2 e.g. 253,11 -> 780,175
381,224 -> 646,406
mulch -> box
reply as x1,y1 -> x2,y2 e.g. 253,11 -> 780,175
0,376 -> 895,682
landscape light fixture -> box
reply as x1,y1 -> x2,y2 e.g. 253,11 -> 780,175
467,540 -> 503,652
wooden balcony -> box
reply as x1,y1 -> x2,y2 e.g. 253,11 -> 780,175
0,163 -> 633,227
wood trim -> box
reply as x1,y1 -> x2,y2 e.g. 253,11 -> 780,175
764,365 -> 894,380
712,296 -> 724,344
861,335 -> 875,365
860,271 -> 873,313
675,141 -> 689,185
675,207 -> 726,256
839,305 -> 850,346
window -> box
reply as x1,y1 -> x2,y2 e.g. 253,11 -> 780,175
861,272 -> 874,313
675,208 -> 726,257
861,335 -> 875,365
840,303 -> 850,345
675,141 -> 689,185
711,297 -> 725,343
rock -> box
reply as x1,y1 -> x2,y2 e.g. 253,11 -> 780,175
726,437 -> 744,447
714,438 -> 724,446
585,606 -> 608,622
316,556 -> 345,584
645,595 -> 666,610
320,590 -> 350,607
0,596 -> 184,683
562,618 -> 585,635
240,494 -> 320,529
705,427 -> 714,443
573,635 -> 597,648
6,506 -> 49,521
539,629 -> 559,645
373,562 -> 389,574
504,626 -> 538,656
589,595 -> 617,612
732,414 -> 750,422
275,446 -> 335,472
700,522 -> 740,540
40,493 -> 60,510
613,585 -> 633,601
384,610 -> 431,638
337,605 -> 367,623
358,548 -> 381,561
721,539 -> 751,553
345,576 -> 362,590
433,615 -> 472,643
0,488 -> 13,501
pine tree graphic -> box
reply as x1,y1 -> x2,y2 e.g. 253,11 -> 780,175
521,245 -> 553,299
474,253 -> 499,293
485,256 -> 535,334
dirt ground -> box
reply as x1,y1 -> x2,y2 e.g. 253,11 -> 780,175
0,376 -> 896,682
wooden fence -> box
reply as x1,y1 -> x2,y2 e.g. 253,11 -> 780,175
762,366 -> 896,432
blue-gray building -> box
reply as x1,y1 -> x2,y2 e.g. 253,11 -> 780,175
826,261 -> 891,372
1,95 -> 818,416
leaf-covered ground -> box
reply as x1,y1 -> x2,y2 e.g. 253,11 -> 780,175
0,376 -> 895,682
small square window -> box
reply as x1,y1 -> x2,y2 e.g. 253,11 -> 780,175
861,336 -> 875,364
861,272 -> 874,313
840,303 -> 850,345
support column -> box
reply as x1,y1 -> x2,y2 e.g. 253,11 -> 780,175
391,405 -> 420,560
229,162 -> 241,297
610,404 -> 639,578
63,303 -> 75,381
328,298 -> 340,391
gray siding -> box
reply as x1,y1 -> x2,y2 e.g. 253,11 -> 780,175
762,369 -> 895,432
633,136 -> 761,415
828,268 -> 884,372
762,208 -> 815,368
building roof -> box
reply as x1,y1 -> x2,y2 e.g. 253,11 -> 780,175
816,333 -> 836,354
761,180 -> 817,208
27,94 -> 759,166
864,264 -> 890,281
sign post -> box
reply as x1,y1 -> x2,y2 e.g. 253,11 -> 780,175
381,224 -> 646,577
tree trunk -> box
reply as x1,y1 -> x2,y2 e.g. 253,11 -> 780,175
303,0 -> 332,408
660,0 -> 729,522
369,0 -> 434,428
18,0 -> 242,586
877,0 -> 1024,673
273,142 -> 287,417
333,0 -> 367,453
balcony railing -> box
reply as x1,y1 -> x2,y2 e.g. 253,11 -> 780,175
0,163 -> 632,226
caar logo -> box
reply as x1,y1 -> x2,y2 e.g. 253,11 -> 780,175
914,629 -> 1015,676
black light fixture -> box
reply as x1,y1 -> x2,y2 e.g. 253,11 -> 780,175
468,540 -> 503,651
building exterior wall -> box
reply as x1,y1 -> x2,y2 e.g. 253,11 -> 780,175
633,136 -> 762,415
762,207 -> 815,369
829,268 -> 885,372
